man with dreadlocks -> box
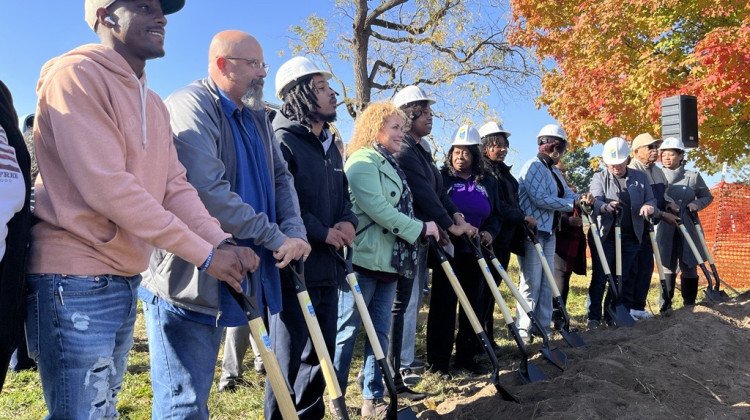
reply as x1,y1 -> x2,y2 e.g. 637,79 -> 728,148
267,56 -> 357,420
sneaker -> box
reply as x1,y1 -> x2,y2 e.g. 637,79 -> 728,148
361,398 -> 388,419
395,384 -> 426,401
630,309 -> 652,320
403,358 -> 426,372
399,368 -> 422,386
254,356 -> 265,375
587,319 -> 601,329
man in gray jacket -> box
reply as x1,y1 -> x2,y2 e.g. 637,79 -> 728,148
626,133 -> 680,319
139,30 -> 310,419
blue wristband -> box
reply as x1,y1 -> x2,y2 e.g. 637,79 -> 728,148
198,248 -> 214,272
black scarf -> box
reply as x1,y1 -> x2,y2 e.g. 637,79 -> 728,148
375,143 -> 417,278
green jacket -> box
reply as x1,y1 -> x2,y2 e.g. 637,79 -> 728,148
345,147 -> 424,273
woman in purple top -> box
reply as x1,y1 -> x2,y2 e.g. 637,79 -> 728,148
426,125 -> 502,377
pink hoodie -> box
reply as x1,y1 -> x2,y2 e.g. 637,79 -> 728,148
30,44 -> 229,276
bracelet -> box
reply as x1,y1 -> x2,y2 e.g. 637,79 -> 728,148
198,248 -> 214,272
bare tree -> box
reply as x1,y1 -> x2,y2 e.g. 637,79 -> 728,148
289,0 -> 537,126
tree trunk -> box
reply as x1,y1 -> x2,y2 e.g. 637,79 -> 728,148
350,0 -> 370,118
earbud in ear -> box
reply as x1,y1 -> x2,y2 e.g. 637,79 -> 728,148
104,16 -> 116,25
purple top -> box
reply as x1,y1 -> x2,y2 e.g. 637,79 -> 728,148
448,176 -> 491,232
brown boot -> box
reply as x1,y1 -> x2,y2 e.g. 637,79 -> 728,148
361,398 -> 388,419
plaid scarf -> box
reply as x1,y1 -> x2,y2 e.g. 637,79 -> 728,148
375,143 -> 417,278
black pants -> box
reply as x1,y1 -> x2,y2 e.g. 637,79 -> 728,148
388,274 -> 413,385
480,248 -> 511,342
426,251 -> 485,371
265,285 -> 338,420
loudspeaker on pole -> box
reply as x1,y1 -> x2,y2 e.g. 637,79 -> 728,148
661,95 -> 698,148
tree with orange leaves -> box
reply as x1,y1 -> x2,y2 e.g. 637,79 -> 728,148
510,0 -> 750,171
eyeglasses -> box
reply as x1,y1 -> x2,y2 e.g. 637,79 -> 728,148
646,144 -> 659,150
223,56 -> 270,72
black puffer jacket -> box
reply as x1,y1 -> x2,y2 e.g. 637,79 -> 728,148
273,113 -> 357,287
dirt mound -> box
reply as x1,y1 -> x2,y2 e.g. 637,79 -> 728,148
418,294 -> 750,419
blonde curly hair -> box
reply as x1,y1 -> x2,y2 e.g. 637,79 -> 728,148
347,101 -> 406,156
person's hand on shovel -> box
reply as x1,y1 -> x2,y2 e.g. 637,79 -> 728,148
658,210 -> 680,227
207,245 -> 259,293
274,237 -> 311,268
576,192 -> 595,207
602,200 -> 621,214
479,230 -> 493,246
639,204 -> 655,218
423,221 -> 440,241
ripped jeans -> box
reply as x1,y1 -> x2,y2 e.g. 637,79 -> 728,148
25,273 -> 141,420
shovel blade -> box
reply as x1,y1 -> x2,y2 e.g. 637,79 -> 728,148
390,407 -> 418,420
560,327 -> 585,347
540,346 -> 567,371
704,288 -> 727,302
518,360 -> 547,384
491,371 -> 520,403
606,303 -> 635,328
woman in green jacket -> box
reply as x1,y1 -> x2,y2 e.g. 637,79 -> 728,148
333,101 -> 438,418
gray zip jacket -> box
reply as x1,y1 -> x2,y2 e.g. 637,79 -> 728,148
141,77 -> 306,317
590,168 -> 656,244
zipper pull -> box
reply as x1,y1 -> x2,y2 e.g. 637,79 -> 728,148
57,282 -> 65,306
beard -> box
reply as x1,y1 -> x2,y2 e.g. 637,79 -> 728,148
241,78 -> 265,111
313,109 -> 337,123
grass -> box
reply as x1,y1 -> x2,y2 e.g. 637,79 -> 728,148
0,257 -> 682,419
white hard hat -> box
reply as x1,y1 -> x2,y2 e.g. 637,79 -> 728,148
392,85 -> 436,108
602,137 -> 630,165
450,125 -> 481,147
478,121 -> 511,139
659,136 -> 685,151
537,124 -> 567,144
275,56 -> 333,100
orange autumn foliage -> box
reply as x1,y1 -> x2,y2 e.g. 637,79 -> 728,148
510,0 -> 750,170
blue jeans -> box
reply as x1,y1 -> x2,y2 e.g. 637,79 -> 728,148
515,231 -> 555,337
334,272 -> 397,400
400,242 -> 428,367
25,273 -> 141,420
140,291 -> 224,420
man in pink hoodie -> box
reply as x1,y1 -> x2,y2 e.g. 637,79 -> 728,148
26,1 -> 259,418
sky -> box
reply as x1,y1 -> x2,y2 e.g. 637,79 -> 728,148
0,1 -> 728,186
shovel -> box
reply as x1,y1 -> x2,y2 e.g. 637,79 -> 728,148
688,211 -> 735,298
580,206 -> 634,327
463,236 -> 549,383
330,248 -> 418,420
522,224 -> 595,339
482,241 -> 580,355
429,237 -> 519,403
493,233 -> 584,348
282,260 -> 350,420
676,221 -> 725,302
224,278 -> 299,420
643,216 -> 670,310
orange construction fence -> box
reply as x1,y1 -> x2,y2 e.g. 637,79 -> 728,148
697,181 -> 750,290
